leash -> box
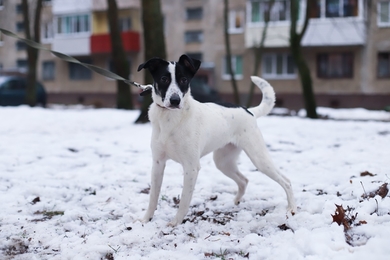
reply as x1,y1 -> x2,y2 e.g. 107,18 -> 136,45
0,28 -> 152,95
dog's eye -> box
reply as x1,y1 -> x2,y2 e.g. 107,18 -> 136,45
161,76 -> 170,84
180,77 -> 188,84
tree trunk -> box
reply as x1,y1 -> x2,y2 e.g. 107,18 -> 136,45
246,0 -> 274,107
135,0 -> 167,123
106,0 -> 133,110
21,0 -> 43,107
223,0 -> 240,105
289,0 -> 318,118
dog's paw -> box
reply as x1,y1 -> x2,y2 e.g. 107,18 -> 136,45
167,220 -> 179,227
287,205 -> 297,216
167,216 -> 184,227
133,216 -> 152,224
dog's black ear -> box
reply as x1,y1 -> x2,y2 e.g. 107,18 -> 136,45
139,88 -> 152,96
178,54 -> 201,76
137,57 -> 168,73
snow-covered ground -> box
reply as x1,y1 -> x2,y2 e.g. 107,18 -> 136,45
0,106 -> 389,260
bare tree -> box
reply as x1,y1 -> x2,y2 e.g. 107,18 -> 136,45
289,0 -> 318,118
106,0 -> 133,109
246,0 -> 275,107
223,0 -> 240,105
135,0 -> 167,123
21,0 -> 43,107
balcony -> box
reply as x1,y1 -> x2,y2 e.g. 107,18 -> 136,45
302,18 -> 366,46
52,35 -> 91,56
90,31 -> 140,54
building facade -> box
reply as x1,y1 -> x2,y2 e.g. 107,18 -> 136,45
0,0 -> 142,107
0,0 -> 389,109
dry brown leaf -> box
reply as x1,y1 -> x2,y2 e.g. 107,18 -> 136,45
360,171 -> 376,177
362,183 -> 388,199
377,183 -> 389,198
332,204 -> 346,226
31,197 -> 40,205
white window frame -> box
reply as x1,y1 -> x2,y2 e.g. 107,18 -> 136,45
324,0 -> 360,18
222,55 -> 243,80
262,53 -> 296,80
310,0 -> 363,20
378,1 -> 390,27
247,0 -> 291,26
55,13 -> 91,37
228,10 -> 245,34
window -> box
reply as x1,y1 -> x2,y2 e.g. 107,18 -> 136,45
16,4 -> 22,14
377,52 -> 390,78
325,0 -> 358,17
41,21 -> 54,41
262,53 -> 295,79
69,59 -> 92,80
186,7 -> 203,20
223,55 -> 243,80
17,59 -> 28,71
250,0 -> 289,23
57,14 -> 90,35
119,17 -> 132,32
229,10 -> 244,33
317,53 -> 353,78
309,0 -> 358,18
16,22 -> 25,32
16,41 -> 27,51
42,61 -> 55,80
0,0 -> 4,9
378,1 -> 390,26
185,30 -> 203,43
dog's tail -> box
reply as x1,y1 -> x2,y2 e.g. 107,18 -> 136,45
248,76 -> 276,118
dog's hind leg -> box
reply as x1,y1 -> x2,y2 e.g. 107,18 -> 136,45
239,130 -> 297,214
142,159 -> 166,223
213,144 -> 248,205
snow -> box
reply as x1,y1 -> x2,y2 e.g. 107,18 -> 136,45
0,105 -> 389,260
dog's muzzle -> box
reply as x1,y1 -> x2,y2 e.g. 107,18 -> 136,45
169,93 -> 181,108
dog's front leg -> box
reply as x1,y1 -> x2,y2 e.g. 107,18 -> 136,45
168,164 -> 200,227
142,159 -> 166,223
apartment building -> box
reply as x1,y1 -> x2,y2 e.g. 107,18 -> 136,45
0,0 -> 143,106
1,0 -> 389,109
164,0 -> 390,109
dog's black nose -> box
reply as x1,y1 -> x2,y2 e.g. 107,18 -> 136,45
169,94 -> 181,107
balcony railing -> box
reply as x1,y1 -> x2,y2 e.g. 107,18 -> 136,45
90,31 -> 140,54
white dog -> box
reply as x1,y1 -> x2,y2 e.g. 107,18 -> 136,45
137,54 -> 296,226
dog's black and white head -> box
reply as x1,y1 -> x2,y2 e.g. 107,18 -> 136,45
138,54 -> 201,109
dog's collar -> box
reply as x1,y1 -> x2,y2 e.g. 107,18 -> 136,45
155,103 -> 167,109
